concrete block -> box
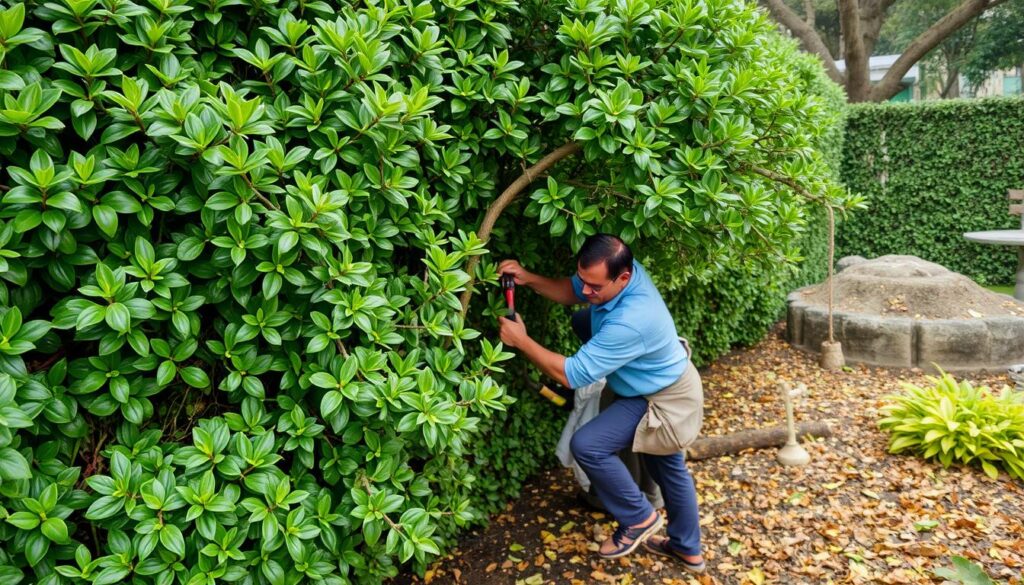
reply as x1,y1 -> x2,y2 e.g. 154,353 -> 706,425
839,315 -> 914,368
800,307 -> 831,352
916,320 -> 993,372
984,317 -> 1024,366
787,302 -> 805,345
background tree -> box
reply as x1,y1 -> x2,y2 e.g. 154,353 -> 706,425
877,0 -> 1024,98
961,0 -> 1024,87
762,0 -> 1011,101
875,0 -> 982,98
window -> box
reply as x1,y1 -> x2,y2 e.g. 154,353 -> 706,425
1004,74 -> 1022,96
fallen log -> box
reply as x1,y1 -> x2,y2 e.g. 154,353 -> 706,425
685,422 -> 832,461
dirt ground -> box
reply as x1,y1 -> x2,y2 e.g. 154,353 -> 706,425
394,326 -> 1024,585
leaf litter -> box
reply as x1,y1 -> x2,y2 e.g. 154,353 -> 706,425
393,326 -> 1023,584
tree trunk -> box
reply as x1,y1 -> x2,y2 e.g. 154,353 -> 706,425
685,422 -> 833,461
760,0 -> 843,84
839,0 -> 870,102
941,65 -> 961,98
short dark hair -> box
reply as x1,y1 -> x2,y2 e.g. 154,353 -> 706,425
577,233 -> 633,279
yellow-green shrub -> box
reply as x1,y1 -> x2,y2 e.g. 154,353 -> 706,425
879,372 -> 1024,479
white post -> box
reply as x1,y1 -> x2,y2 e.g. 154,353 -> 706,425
777,381 -> 811,466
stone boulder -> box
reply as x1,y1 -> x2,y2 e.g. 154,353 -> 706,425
787,255 -> 1024,371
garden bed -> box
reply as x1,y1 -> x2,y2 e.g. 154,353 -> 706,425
395,325 -> 1023,585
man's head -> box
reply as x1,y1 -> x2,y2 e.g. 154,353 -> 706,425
576,233 -> 633,305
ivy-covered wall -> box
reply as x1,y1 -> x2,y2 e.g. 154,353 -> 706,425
839,98 -> 1024,285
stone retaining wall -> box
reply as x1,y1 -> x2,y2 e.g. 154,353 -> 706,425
787,290 -> 1024,372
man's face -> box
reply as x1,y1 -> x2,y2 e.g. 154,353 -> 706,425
576,261 -> 631,305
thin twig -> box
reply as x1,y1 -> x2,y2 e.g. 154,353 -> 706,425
359,475 -> 403,533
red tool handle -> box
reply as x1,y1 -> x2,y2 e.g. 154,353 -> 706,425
500,274 -> 516,320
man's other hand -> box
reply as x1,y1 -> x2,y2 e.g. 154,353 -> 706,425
498,315 -> 528,348
498,259 -> 532,286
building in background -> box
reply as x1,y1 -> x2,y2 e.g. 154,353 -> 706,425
836,55 -> 920,102
837,55 -> 1022,101
963,66 -> 1023,98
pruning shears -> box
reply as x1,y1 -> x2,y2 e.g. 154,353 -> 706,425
500,273 -> 516,321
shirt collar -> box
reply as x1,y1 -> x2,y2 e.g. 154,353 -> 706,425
594,260 -> 638,313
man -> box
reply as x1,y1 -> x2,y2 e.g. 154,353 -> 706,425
497,234 -> 705,573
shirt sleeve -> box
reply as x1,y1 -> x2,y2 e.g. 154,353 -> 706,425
564,322 -> 646,388
570,274 -> 587,302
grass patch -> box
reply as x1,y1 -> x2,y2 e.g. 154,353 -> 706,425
984,284 -> 1015,296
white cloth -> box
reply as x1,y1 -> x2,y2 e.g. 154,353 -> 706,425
555,378 -> 606,491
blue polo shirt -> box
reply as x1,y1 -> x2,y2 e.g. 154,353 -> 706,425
564,261 -> 688,397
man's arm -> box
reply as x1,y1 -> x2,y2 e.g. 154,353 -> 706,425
516,335 -> 569,388
525,275 -> 579,306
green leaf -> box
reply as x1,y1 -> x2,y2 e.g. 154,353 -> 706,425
309,372 -> 338,389
41,518 -> 70,544
93,566 -> 130,585
24,531 -> 50,566
85,495 -> 124,520
13,210 -> 41,232
92,205 -> 118,238
157,360 -> 176,386
180,366 -> 210,388
160,523 -> 185,557
933,556 -> 995,585
320,390 -> 343,417
6,511 -> 41,530
0,447 -> 32,479
47,192 -> 83,213
105,302 -> 131,333
177,237 -> 205,261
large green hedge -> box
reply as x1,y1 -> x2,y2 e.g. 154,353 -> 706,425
657,42 -> 846,365
0,0 -> 851,583
839,98 -> 1024,285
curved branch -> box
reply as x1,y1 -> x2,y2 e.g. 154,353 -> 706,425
458,141 -> 582,316
869,0 -> 1009,102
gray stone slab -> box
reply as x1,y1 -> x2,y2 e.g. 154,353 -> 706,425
787,302 -> 805,345
800,307 -> 831,352
984,318 -> 1024,365
838,315 -> 914,368
916,320 -> 993,372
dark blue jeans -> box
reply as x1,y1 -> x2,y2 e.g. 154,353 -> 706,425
569,308 -> 703,556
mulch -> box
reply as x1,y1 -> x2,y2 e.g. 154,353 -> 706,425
394,325 -> 1024,585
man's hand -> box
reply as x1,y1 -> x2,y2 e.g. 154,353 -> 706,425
498,259 -> 533,286
498,315 -> 529,348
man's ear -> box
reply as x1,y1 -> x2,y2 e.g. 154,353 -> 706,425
618,271 -> 632,283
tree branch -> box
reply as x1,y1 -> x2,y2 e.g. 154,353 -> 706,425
760,0 -> 843,84
869,0 -> 1009,102
749,165 -> 826,204
457,141 -> 582,316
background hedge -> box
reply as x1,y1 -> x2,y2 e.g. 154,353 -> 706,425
838,98 -> 1024,285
